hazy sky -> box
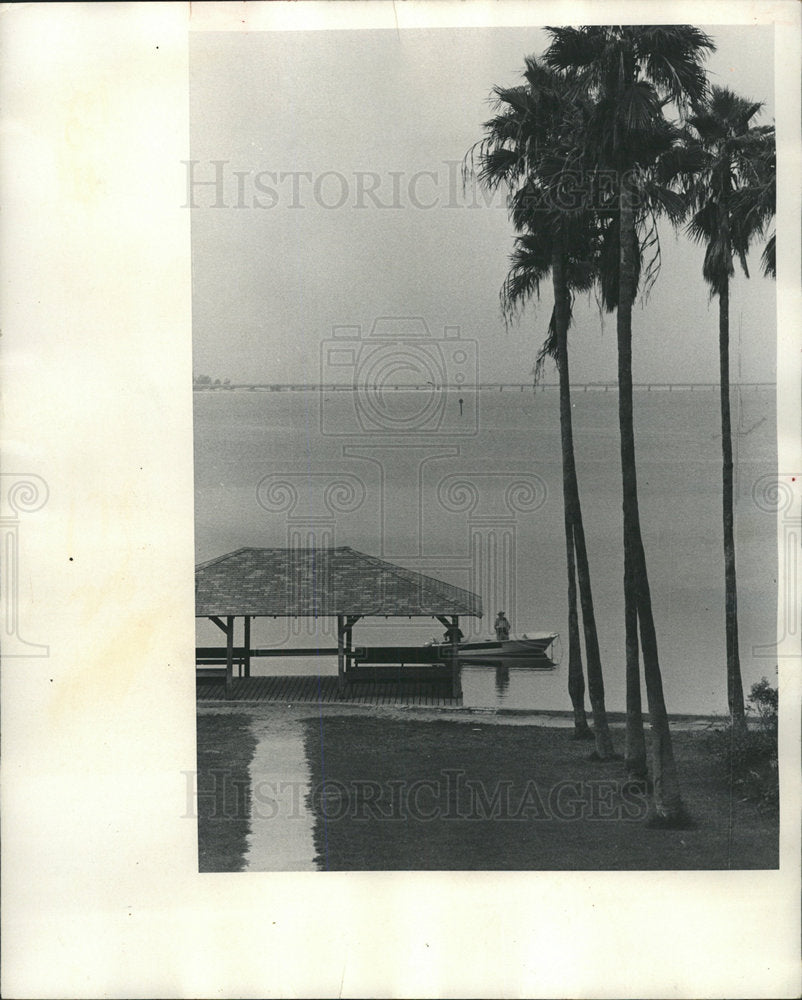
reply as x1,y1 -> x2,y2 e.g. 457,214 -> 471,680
189,24 -> 776,385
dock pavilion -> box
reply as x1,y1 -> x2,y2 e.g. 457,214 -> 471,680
195,546 -> 483,699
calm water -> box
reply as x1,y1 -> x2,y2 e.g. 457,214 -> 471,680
194,386 -> 777,717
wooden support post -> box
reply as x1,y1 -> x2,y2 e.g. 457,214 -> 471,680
450,615 -> 462,701
225,615 -> 234,699
436,615 -> 463,700
343,615 -> 360,681
244,616 -> 251,678
337,615 -> 345,694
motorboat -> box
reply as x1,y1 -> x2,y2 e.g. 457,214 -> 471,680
458,632 -> 558,661
426,632 -> 559,663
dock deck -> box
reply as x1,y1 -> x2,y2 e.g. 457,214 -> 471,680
196,674 -> 461,707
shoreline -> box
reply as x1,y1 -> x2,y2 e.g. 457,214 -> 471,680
196,700 -> 728,731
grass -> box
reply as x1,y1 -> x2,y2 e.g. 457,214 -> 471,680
194,710 -> 779,871
196,712 -> 258,872
301,715 -> 778,871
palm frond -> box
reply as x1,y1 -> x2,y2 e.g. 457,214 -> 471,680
645,183 -> 689,226
500,236 -> 551,326
533,311 -> 559,385
638,25 -> 716,108
702,236 -> 735,296
679,83 -> 775,295
544,26 -> 606,71
687,200 -> 720,245
761,231 -> 776,279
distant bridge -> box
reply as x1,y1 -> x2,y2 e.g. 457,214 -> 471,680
193,381 -> 775,393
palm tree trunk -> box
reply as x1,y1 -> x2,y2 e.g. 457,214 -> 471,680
565,515 -> 591,738
552,249 -> 615,756
624,549 -> 646,778
618,184 -> 684,818
553,250 -> 592,739
573,508 -> 616,758
636,547 -> 684,819
617,191 -> 648,781
719,274 -> 747,733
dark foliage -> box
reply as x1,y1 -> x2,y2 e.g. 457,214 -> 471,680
706,676 -> 778,813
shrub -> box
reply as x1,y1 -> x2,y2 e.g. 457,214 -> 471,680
706,675 -> 778,812
749,676 -> 778,725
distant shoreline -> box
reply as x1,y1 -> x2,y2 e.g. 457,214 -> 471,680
193,381 -> 775,393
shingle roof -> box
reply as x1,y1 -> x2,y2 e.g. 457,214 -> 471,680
195,547 -> 482,618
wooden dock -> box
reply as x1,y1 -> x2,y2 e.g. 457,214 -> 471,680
196,674 -> 461,708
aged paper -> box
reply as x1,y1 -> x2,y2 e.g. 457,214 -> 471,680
2,2 -> 800,996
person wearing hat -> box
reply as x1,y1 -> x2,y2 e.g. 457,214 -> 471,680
494,611 -> 510,641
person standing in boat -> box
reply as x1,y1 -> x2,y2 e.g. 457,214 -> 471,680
494,611 -> 510,641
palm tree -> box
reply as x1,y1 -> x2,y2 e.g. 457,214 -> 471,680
499,229 -> 590,742
739,128 -> 776,280
467,58 -> 615,756
681,87 -> 776,732
503,224 -> 615,759
545,26 -> 715,820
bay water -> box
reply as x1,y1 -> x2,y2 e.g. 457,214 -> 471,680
194,385 -> 777,717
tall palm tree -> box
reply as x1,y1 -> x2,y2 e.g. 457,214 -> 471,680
738,128 -> 776,280
503,224 -> 615,759
545,26 -> 715,820
498,229 -> 590,742
681,87 -> 776,732
467,58 -> 615,756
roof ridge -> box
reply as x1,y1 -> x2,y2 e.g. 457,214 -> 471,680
246,546 -> 353,552
195,546 -> 249,571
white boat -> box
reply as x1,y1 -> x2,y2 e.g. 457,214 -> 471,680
427,632 -> 559,662
459,632 -> 558,660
